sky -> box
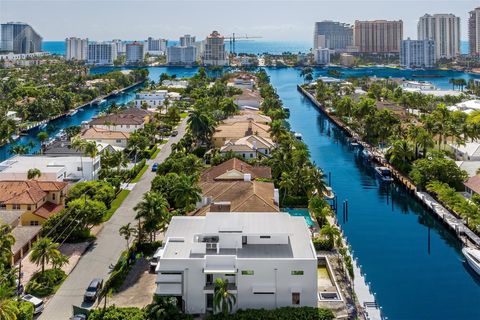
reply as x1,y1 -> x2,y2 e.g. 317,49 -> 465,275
0,0 -> 478,42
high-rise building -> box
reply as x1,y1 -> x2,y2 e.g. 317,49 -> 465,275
202,31 -> 228,66
417,14 -> 460,60
180,34 -> 196,47
400,38 -> 436,68
1,22 -> 43,54
126,41 -> 144,64
313,48 -> 331,65
145,37 -> 167,55
65,37 -> 88,61
469,8 -> 480,56
112,39 -> 126,56
313,21 -> 353,51
87,42 -> 117,65
353,20 -> 403,54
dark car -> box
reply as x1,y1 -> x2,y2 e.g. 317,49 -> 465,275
171,130 -> 178,137
151,163 -> 159,172
83,278 -> 103,303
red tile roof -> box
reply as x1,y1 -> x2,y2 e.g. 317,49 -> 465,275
200,158 -> 271,183
33,202 -> 64,219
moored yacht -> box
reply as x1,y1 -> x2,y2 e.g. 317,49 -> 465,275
462,247 -> 480,276
374,166 -> 393,182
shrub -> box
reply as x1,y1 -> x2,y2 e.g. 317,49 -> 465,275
15,301 -> 34,320
312,237 -> 334,251
136,241 -> 162,256
25,269 -> 66,297
206,307 -> 335,320
410,156 -> 468,190
282,195 -> 309,207
88,306 -> 145,320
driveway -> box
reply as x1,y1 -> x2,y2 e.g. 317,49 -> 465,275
40,118 -> 188,319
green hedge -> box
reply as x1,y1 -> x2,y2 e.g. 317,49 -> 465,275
25,268 -> 66,297
312,238 -> 334,251
207,307 -> 335,320
88,306 -> 145,320
15,301 -> 34,320
281,195 -> 309,207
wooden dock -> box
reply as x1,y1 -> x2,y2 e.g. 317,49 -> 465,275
297,84 -> 480,248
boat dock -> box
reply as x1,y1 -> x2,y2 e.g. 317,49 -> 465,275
297,84 -> 480,248
352,256 -> 382,320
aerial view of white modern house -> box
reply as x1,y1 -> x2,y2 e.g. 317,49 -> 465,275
154,212 -> 317,314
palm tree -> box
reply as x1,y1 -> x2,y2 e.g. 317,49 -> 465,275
0,225 -> 15,266
308,195 -> 329,227
51,252 -> 69,270
320,223 -> 340,247
83,141 -> 98,180
187,109 -> 215,145
30,237 -> 61,274
119,223 -> 136,250
279,171 -> 294,202
213,278 -> 236,316
37,131 -> 49,154
10,144 -> 29,155
388,140 -> 414,170
27,168 -> 42,180
71,138 -> 86,179
170,175 -> 201,212
0,285 -> 17,320
134,192 -> 170,241
145,296 -> 181,320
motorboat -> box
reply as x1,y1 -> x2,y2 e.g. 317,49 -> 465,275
67,109 -> 78,116
294,132 -> 303,141
361,149 -> 372,159
462,247 -> 480,276
374,166 -> 394,182
322,186 -> 335,200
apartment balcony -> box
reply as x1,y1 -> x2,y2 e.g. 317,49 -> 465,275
204,255 -> 236,274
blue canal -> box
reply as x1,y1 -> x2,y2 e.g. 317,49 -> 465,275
3,66 -> 480,319
266,68 -> 480,320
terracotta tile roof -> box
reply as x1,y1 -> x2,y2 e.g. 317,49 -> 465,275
89,113 -> 145,126
213,121 -> 270,140
465,175 -> 480,195
234,89 -> 262,102
80,127 -> 130,140
33,202 -> 64,219
222,113 -> 271,124
220,135 -> 275,153
192,180 -> 279,216
200,158 -> 271,182
0,180 -> 67,205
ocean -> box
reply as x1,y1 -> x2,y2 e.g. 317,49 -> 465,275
42,40 -> 471,56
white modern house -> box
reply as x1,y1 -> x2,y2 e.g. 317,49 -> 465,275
220,135 -> 276,159
134,90 -> 181,108
154,212 -> 317,314
0,155 -> 101,182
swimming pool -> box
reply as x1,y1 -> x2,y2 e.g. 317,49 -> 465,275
284,208 -> 315,227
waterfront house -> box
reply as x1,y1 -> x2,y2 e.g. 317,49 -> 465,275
0,180 -> 67,226
228,76 -> 256,90
220,135 -> 276,159
161,80 -> 189,89
0,155 -> 101,182
464,175 -> 480,197
134,90 -> 182,108
86,108 -> 152,133
80,127 -> 130,148
233,89 -> 263,109
200,158 -> 272,183
450,141 -> 480,161
222,111 -> 271,125
212,120 -> 270,148
154,212 -> 317,314
44,139 -> 122,156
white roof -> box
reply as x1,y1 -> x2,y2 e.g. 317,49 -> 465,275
0,155 -> 94,173
451,100 -> 480,112
451,142 -> 480,157
456,160 -> 480,177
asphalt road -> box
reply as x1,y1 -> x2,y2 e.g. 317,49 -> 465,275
40,118 -> 188,320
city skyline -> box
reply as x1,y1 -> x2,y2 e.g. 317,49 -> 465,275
0,0 -> 478,41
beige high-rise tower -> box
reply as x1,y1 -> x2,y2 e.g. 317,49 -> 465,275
353,20 -> 403,54
469,8 -> 480,56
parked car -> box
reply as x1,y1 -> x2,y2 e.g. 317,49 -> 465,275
83,278 -> 103,303
22,294 -> 44,314
171,130 -> 178,137
151,163 -> 159,172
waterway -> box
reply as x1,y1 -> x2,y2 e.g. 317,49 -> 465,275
3,66 -> 480,319
266,68 -> 480,320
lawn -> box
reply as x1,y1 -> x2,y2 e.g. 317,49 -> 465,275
180,112 -> 188,118
103,190 -> 130,222
131,165 -> 148,183
150,147 -> 161,159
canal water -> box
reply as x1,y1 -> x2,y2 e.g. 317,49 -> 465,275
266,68 -> 480,320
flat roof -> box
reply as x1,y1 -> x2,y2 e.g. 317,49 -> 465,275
163,212 -> 315,260
0,155 -> 94,173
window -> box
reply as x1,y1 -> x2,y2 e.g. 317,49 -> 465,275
12,204 -> 21,210
30,221 -> 39,226
27,205 -> 32,211
77,167 -> 83,171
260,236 -> 271,239
292,292 -> 300,305
291,270 -> 304,276
116,139 -> 122,143
0,203 -> 6,210
241,270 -> 254,275
52,193 -> 56,200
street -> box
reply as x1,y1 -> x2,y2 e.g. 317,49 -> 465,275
39,118 -> 188,319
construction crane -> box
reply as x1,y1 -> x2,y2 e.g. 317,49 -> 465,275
227,33 -> 262,56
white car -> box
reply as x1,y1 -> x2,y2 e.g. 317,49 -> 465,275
22,294 -> 44,314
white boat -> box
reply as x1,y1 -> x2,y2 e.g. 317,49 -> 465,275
67,109 -> 78,116
322,186 -> 335,200
39,123 -> 47,130
374,166 -> 394,182
100,99 -> 107,104
294,132 -> 303,141
462,247 -> 480,276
